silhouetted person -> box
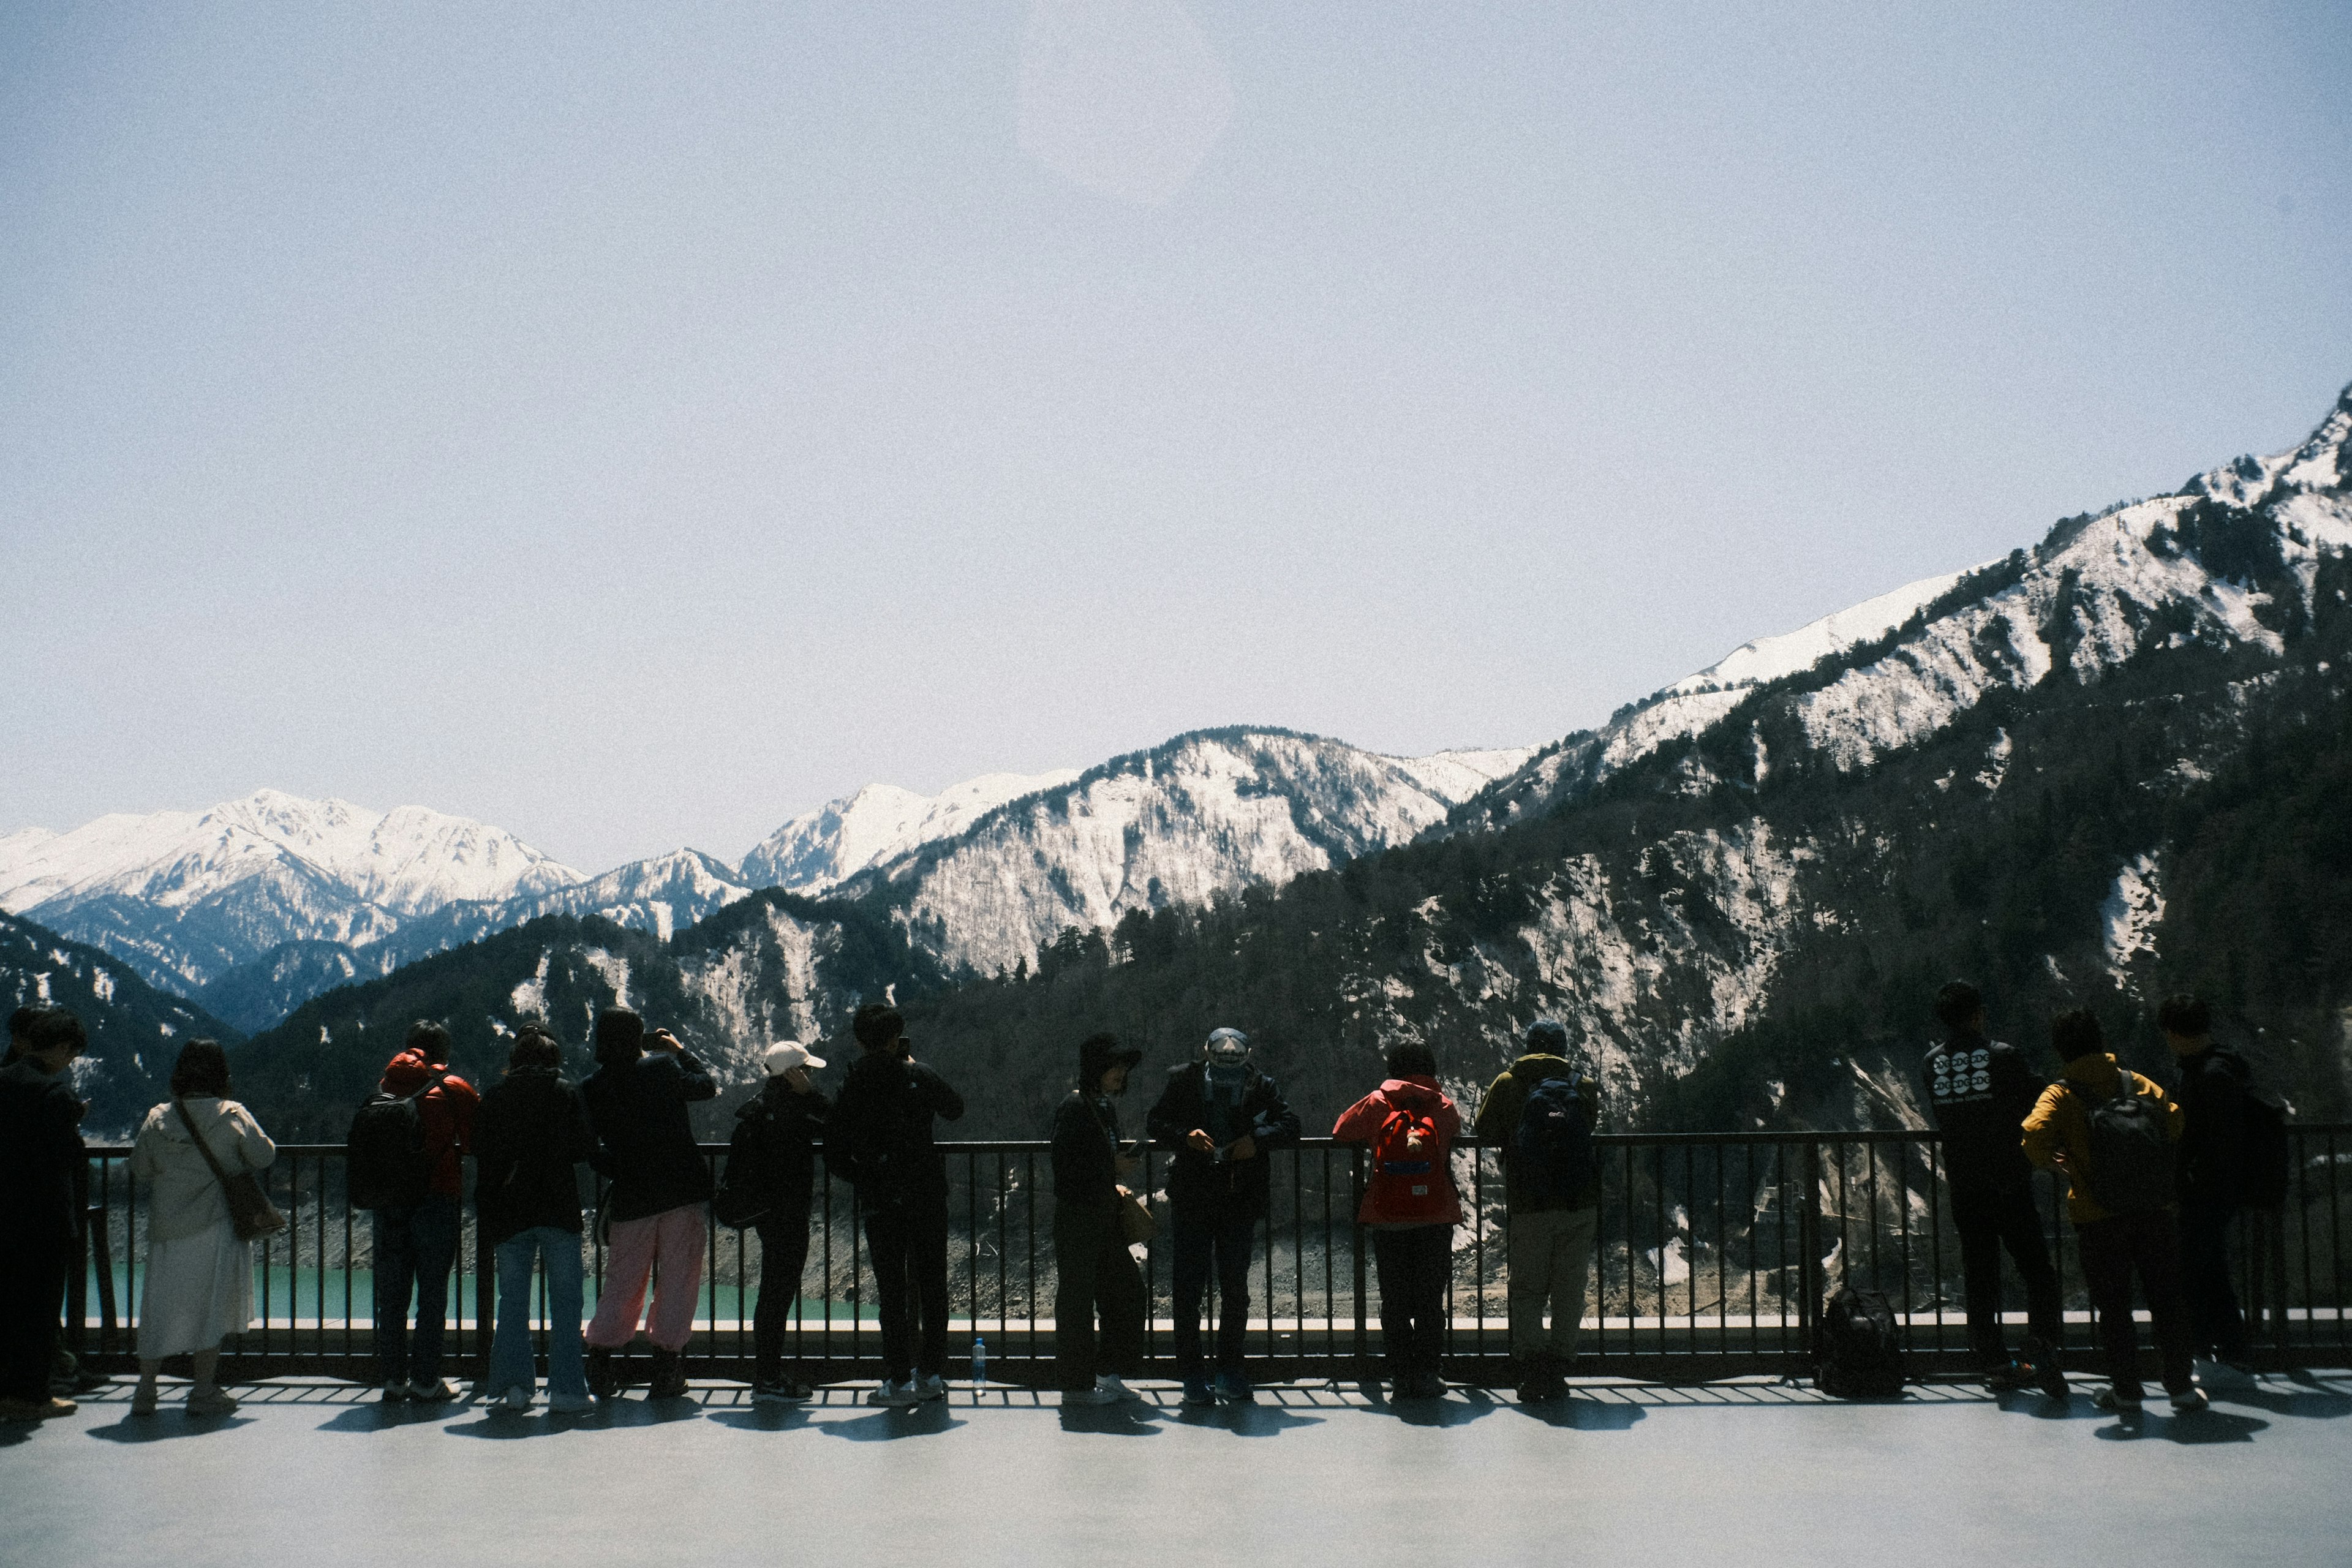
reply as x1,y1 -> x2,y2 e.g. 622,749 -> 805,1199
474,1022 -> 598,1414
1335,1040 -> 1463,1402
1054,1032 -> 1148,1404
728,1039 -> 831,1403
363,1020 -> 478,1403
2162,993 -> 2256,1377
0,1008 -> 88,1425
1474,1017 -> 1601,1404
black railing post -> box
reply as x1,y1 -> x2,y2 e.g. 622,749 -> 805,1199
1797,1137 -> 1823,1371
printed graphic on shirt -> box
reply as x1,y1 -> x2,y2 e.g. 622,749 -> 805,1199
1929,1047 -> 1993,1102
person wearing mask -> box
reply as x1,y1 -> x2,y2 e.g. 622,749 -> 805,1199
1146,1025 -> 1300,1406
0,1008 -> 88,1423
1334,1041 -> 1463,1402
2022,1009 -> 2203,1414
1918,981 -> 2067,1398
826,1003 -> 965,1408
473,1023 -> 599,1414
1054,1032 -> 1148,1405
368,1021 -> 480,1403
726,1039 -> 832,1403
2161,993 -> 2257,1378
127,1039 -> 275,1418
1473,1018 -> 1602,1404
581,1008 -> 718,1401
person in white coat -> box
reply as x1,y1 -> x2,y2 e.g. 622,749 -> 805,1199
129,1040 -> 275,1417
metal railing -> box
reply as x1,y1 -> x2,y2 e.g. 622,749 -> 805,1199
69,1128 -> 2351,1385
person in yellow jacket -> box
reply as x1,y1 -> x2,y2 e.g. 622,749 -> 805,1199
2021,1009 -> 2204,1414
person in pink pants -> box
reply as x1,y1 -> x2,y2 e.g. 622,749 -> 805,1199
580,1008 -> 718,1400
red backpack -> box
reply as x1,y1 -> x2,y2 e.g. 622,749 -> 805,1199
1368,1099 -> 1451,1220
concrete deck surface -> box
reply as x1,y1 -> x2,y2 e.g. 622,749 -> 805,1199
6,1372 -> 2348,1567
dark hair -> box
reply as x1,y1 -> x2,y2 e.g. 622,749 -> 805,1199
405,1019 -> 455,1065
507,1025 -> 562,1075
2155,994 -> 2211,1038
1384,1040 -> 1438,1079
169,1038 -> 232,1098
1932,981 -> 1983,1032
594,1008 -> 645,1065
22,1007 -> 87,1059
7,1003 -> 39,1042
853,1003 -> 905,1052
2051,1009 -> 2105,1062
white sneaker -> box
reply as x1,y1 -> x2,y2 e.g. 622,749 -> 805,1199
496,1386 -> 533,1412
865,1379 -> 919,1408
1093,1374 -> 1136,1402
547,1391 -> 595,1415
408,1378 -> 458,1403
914,1372 -> 948,1403
1063,1383 -> 1120,1406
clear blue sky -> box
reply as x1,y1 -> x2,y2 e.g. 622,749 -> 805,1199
4,1 -> 2348,873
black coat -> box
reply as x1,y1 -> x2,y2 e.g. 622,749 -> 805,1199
1052,1091 -> 1126,1210
1920,1033 -> 2045,1194
0,1060 -> 85,1245
2175,1046 -> 2250,1207
1145,1061 -> 1301,1217
727,1076 -> 831,1217
472,1068 -> 598,1246
582,1049 -> 719,1224
824,1052 -> 964,1205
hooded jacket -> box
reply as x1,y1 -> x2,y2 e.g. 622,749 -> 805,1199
1918,1031 -> 2045,1193
824,1049 -> 965,1204
1145,1060 -> 1302,1216
379,1049 -> 479,1200
1472,1051 -> 1598,1212
472,1066 -> 598,1246
130,1096 -> 276,1243
582,1046 -> 718,1224
2021,1053 -> 2185,1224
1333,1076 -> 1464,1227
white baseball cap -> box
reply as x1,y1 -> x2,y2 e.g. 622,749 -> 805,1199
761,1040 -> 827,1075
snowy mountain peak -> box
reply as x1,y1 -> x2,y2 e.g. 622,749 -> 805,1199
740,768 -> 1084,894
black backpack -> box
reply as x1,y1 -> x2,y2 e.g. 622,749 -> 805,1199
713,1112 -> 775,1230
2238,1084 -> 2293,1210
1512,1075 -> 1597,1204
1815,1285 -> 1905,1398
2082,1069 -> 2175,1215
346,1073 -> 444,1211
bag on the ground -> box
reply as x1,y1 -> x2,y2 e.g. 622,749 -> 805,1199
2081,1071 -> 2175,1215
175,1098 -> 288,1242
1117,1186 -> 1159,1245
1513,1075 -> 1597,1203
2237,1084 -> 2293,1209
1815,1284 -> 1904,1398
712,1117 -> 774,1230
345,1073 -> 444,1211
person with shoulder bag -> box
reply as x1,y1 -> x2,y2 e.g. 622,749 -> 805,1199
1334,1040 -> 1463,1403
1052,1032 -> 1148,1406
127,1039 -> 277,1418
722,1040 -> 831,1403
2022,1009 -> 2201,1415
475,1023 -> 599,1414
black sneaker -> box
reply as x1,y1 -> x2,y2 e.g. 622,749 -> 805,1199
1985,1360 -> 2035,1392
647,1351 -> 689,1401
2022,1336 -> 2069,1400
751,1376 -> 812,1404
586,1346 -> 618,1401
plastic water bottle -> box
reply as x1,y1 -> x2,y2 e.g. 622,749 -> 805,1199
970,1335 -> 987,1386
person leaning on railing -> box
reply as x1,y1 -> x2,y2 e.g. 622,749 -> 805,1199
128,1038 -> 275,1419
1052,1031 -> 1148,1406
727,1039 -> 831,1404
581,1007 -> 718,1402
0,1006 -> 89,1425
473,1022 -> 598,1414
364,1021 -> 479,1404
1472,1017 -> 1599,1405
1334,1041 -> 1463,1403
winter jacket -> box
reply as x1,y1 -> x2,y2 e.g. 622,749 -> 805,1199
2021,1054 -> 2185,1225
0,1058 -> 85,1245
1918,1032 -> 2045,1194
726,1076 -> 831,1218
129,1098 -> 276,1243
1472,1052 -> 1597,1212
472,1067 -> 598,1246
582,1047 -> 719,1224
2174,1045 -> 2251,1207
1145,1061 -> 1302,1217
1333,1076 -> 1464,1227
379,1050 -> 480,1200
824,1051 -> 965,1205
1052,1090 -> 1130,1210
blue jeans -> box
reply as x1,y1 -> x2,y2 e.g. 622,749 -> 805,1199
488,1227 -> 588,1401
373,1196 -> 459,1385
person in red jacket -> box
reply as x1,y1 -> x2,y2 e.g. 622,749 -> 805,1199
374,1022 -> 480,1403
1333,1041 -> 1463,1401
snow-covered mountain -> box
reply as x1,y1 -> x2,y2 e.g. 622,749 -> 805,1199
0,791 -> 582,993
739,769 -> 1084,894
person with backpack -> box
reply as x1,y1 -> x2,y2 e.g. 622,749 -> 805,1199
1472,1018 -> 1599,1404
720,1039 -> 832,1403
127,1039 -> 275,1418
1052,1032 -> 1150,1405
0,1008 -> 88,1425
473,1022 -> 598,1414
2160,993 -> 2260,1378
580,1008 -> 718,1401
1145,1025 -> 1302,1406
353,1020 -> 478,1403
2022,1009 -> 2203,1414
1918,980 -> 2067,1398
1333,1041 -> 1463,1402
824,1003 -> 965,1408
